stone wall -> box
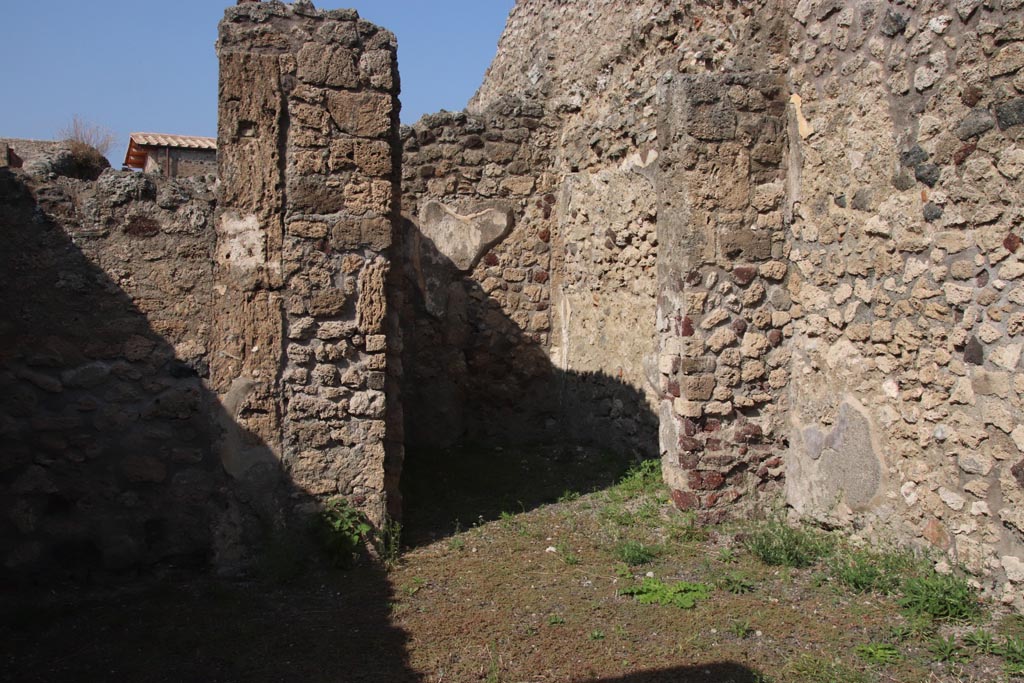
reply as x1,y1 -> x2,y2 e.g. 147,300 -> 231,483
455,0 -> 1024,602
782,0 -> 1024,606
0,169 -> 235,575
215,1 -> 402,524
0,2 -> 402,580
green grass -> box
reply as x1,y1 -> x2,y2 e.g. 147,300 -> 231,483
854,642 -> 901,665
614,540 -> 660,566
744,519 -> 834,569
619,578 -> 711,609
715,571 -> 756,595
830,547 -> 924,594
928,635 -> 970,663
898,572 -> 980,622
728,619 -> 753,639
783,654 -> 871,683
963,628 -> 999,655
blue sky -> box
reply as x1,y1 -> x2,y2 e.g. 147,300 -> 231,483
0,0 -> 513,167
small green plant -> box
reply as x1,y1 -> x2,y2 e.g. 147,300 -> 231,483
317,497 -> 372,568
404,577 -> 427,596
744,519 -> 834,568
783,654 -> 871,683
558,489 -> 580,503
615,563 -> 633,579
716,571 -> 756,595
729,619 -> 753,639
668,511 -> 709,543
899,572 -> 980,622
449,536 -> 466,551
614,540 -> 660,566
589,629 -> 605,641
854,642 -> 901,665
1001,635 -> 1024,675
888,625 -> 914,643
831,547 -> 923,594
379,518 -> 402,568
547,614 -> 565,626
556,541 -> 580,565
717,547 -> 738,564
615,459 -> 662,496
963,628 -> 998,655
928,635 -> 970,663
619,578 -> 711,609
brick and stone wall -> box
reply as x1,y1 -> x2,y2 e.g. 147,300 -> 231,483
782,0 -> 1024,607
0,2 -> 402,580
216,1 -> 402,524
0,169 -> 233,575
461,0 -> 1024,603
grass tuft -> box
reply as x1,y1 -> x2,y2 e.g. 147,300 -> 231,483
744,519 -> 834,568
898,572 -> 980,623
614,540 -> 660,566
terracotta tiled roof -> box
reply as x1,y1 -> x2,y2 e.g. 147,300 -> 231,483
123,132 -> 217,169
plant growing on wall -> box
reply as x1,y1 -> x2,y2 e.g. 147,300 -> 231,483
317,497 -> 373,568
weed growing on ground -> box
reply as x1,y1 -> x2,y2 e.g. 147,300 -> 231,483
729,619 -> 753,639
667,511 -> 709,543
379,518 -> 402,568
547,615 -> 565,626
612,459 -> 662,499
854,642 -> 901,665
717,547 -> 738,564
899,572 -> 980,622
1001,635 -> 1024,675
783,654 -> 871,683
589,629 -> 605,640
614,540 -> 660,566
928,635 -> 971,663
830,547 -> 924,594
558,490 -> 580,503
744,519 -> 834,568
716,571 -> 756,594
963,628 -> 999,655
619,578 -> 711,609
556,541 -> 580,565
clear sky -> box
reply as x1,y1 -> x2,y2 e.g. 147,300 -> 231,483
0,0 -> 514,168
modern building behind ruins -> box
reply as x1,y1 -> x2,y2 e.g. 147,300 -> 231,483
3,0 -> 1024,608
123,132 -> 217,177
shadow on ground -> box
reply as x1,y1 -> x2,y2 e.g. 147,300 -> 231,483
399,217 -> 661,546
584,664 -> 764,683
0,168 -> 417,681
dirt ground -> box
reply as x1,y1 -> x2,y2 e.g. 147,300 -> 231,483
3,448 -> 1023,683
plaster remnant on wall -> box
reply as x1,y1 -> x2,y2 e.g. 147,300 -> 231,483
789,94 -> 813,140
216,211 -> 266,269
787,400 -> 884,518
417,200 -> 512,271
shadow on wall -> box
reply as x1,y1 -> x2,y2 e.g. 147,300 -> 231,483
399,217 -> 660,544
0,167 -> 419,681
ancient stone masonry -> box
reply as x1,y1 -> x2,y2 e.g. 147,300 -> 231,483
782,0 -> 1024,608
447,0 -> 1024,603
6,0 -> 1024,604
0,169 -> 229,574
216,1 -> 402,524
0,2 -> 401,579
655,1 -> 794,521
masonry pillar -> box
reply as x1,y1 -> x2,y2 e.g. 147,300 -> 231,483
655,71 -> 791,521
214,1 -> 402,525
